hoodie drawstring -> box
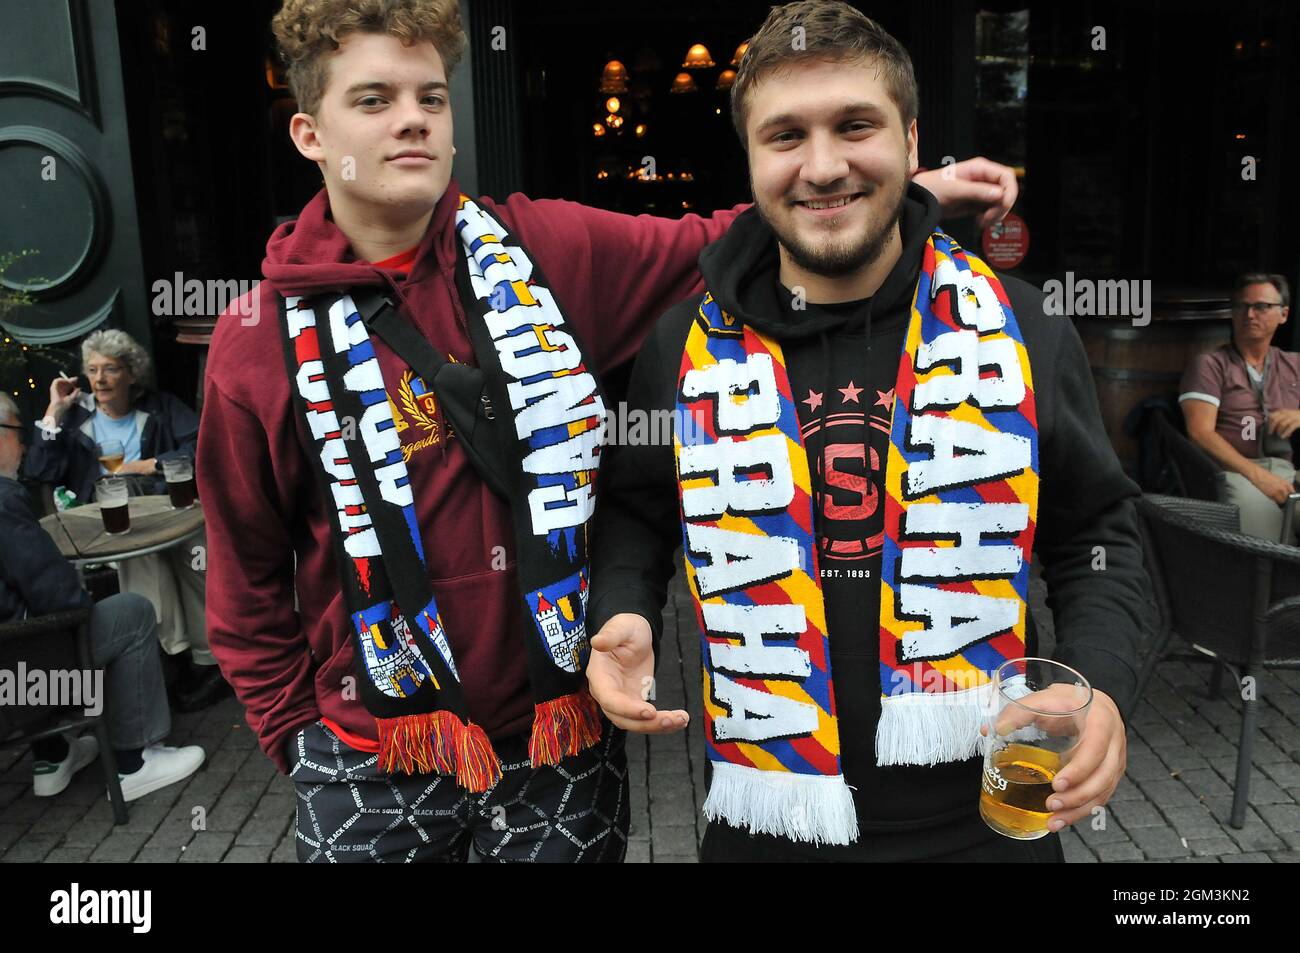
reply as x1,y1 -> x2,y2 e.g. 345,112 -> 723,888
811,297 -> 875,568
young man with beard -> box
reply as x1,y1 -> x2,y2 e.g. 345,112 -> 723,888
585,0 -> 1150,861
199,0 -> 1018,863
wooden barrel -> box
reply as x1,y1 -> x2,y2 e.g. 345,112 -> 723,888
1075,292 -> 1232,473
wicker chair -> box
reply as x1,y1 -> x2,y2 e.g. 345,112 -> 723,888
1154,413 -> 1223,502
1134,494 -> 1300,827
0,608 -> 128,823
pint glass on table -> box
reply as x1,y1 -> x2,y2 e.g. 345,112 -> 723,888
97,476 -> 131,535
162,457 -> 197,509
979,657 -> 1091,840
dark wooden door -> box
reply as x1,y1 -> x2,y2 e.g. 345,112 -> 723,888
0,0 -> 149,359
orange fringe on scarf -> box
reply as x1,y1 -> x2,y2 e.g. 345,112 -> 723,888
528,690 -> 603,767
377,711 -> 502,792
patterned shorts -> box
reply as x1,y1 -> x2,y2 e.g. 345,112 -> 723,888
288,719 -> 629,863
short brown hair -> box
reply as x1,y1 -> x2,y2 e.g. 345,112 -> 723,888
1234,272 -> 1291,308
731,1 -> 918,145
271,0 -> 467,116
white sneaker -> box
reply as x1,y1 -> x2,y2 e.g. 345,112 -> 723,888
33,735 -> 99,797
114,744 -> 206,802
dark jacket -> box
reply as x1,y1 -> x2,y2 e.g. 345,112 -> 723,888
20,389 -> 199,505
0,475 -> 90,624
587,183 -> 1154,857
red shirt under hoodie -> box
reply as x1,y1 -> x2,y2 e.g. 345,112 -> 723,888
198,180 -> 744,772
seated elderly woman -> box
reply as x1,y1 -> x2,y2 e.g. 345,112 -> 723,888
21,328 -> 228,711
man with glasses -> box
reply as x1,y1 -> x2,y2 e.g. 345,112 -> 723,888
0,392 -> 205,800
1180,273 -> 1299,541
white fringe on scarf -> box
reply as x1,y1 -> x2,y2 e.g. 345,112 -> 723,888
875,678 -> 1026,766
703,762 -> 860,847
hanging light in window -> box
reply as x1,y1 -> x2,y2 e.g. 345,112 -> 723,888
682,43 -> 715,69
731,41 -> 749,67
599,60 -> 629,94
716,69 -> 736,90
669,72 -> 698,94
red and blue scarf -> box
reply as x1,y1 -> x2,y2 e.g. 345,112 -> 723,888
280,196 -> 605,792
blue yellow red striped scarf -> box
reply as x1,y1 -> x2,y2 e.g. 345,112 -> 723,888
674,231 -> 1038,845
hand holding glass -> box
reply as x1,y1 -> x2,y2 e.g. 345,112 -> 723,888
980,658 -> 1092,840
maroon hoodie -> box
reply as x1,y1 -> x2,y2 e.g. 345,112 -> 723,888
197,181 -> 744,772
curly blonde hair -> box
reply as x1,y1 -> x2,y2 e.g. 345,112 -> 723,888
271,0 -> 467,117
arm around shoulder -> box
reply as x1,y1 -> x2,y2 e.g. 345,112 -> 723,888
497,192 -> 748,373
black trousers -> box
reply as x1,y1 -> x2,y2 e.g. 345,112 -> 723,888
700,815 -> 1066,863
289,719 -> 629,863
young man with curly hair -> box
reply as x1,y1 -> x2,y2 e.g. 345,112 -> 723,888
198,0 -> 1019,863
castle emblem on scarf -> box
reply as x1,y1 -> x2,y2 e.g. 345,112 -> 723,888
528,570 -> 591,674
354,602 -> 439,698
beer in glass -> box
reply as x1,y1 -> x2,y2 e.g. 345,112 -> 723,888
96,439 -> 125,474
162,458 -> 196,509
97,476 -> 130,535
979,657 -> 1091,840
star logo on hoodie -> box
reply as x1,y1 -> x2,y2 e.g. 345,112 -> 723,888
803,389 -> 824,411
875,388 -> 895,411
839,381 -> 863,404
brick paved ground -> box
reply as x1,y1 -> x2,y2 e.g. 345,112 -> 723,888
4,561 -> 1299,862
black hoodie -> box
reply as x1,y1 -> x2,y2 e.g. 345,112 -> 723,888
589,183 -> 1153,859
